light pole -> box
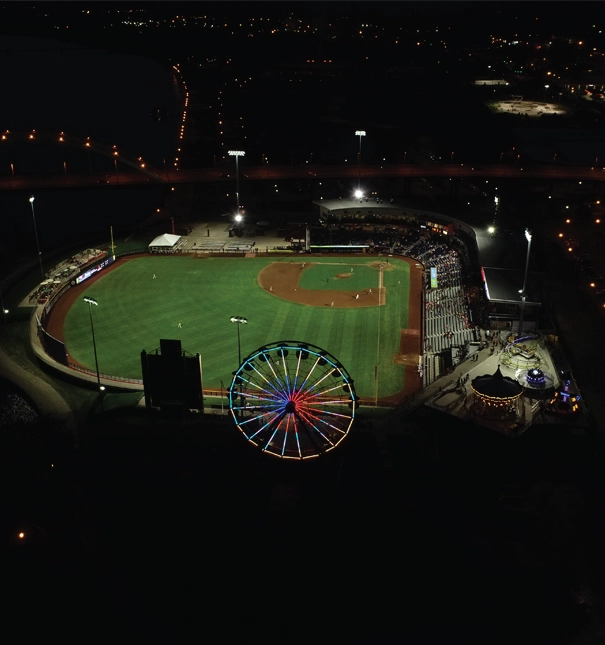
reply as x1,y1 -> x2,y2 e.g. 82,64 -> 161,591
518,228 -> 532,338
355,130 -> 366,190
0,287 -> 8,330
228,150 -> 245,215
83,297 -> 102,391
28,196 -> 44,279
230,316 -> 248,365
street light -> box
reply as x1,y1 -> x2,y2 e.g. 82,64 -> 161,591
488,226 -> 495,235
83,297 -> 102,391
355,130 -> 366,190
228,150 -> 245,214
0,287 -> 8,330
518,228 -> 532,338
28,196 -> 44,279
230,316 -> 248,365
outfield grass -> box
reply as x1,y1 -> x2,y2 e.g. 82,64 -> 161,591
63,256 -> 411,398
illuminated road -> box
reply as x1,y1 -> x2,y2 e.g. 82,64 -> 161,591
2,163 -> 605,190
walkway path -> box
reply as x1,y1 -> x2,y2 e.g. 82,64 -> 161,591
0,340 -> 75,429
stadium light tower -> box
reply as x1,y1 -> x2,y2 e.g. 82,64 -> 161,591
28,195 -> 44,279
230,316 -> 248,365
517,228 -> 532,338
355,130 -> 366,191
228,150 -> 245,214
83,297 -> 102,391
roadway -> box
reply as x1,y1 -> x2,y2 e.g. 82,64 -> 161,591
2,163 -> 605,190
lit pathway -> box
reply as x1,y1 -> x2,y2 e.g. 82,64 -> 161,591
0,341 -> 75,429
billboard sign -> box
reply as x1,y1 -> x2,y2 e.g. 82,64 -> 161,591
75,257 -> 114,285
430,267 -> 438,289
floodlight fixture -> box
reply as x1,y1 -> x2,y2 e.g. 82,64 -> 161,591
230,316 -> 248,365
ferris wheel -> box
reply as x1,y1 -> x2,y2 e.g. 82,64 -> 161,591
229,341 -> 357,459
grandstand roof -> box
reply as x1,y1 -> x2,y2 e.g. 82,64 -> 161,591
482,267 -> 541,305
474,228 -> 533,270
314,198 -> 408,210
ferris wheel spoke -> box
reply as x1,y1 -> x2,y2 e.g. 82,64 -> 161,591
306,383 -> 348,400
292,415 -> 303,459
262,424 -> 282,453
297,406 -> 348,435
235,374 -> 283,402
234,390 -> 283,405
281,414 -> 292,456
249,408 -> 286,440
294,355 -> 322,396
263,356 -> 287,395
238,407 -> 282,426
249,362 -> 288,398
280,351 -> 292,397
301,367 -> 337,396
304,398 -> 353,407
295,409 -> 332,452
291,352 -> 303,396
298,405 -> 353,421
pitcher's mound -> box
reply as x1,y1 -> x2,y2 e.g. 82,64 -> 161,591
335,273 -> 352,279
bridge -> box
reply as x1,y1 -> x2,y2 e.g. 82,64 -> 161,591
2,163 -> 605,191
2,130 -> 605,190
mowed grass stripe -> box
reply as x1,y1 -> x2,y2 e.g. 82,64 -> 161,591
63,256 -> 410,398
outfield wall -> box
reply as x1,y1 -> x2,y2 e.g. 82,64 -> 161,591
30,254 -> 145,391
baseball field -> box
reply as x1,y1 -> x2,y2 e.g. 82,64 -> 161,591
48,255 -> 422,401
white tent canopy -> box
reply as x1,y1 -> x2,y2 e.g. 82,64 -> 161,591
149,233 -> 181,248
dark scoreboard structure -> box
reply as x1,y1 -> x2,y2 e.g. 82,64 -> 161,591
141,339 -> 203,415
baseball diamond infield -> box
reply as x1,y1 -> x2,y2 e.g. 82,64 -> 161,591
45,254 -> 423,403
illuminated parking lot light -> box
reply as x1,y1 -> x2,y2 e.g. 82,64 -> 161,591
355,130 -> 366,190
83,297 -> 102,391
228,150 -> 245,213
28,196 -> 44,279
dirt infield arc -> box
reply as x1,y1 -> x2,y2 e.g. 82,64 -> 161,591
258,261 -> 387,308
